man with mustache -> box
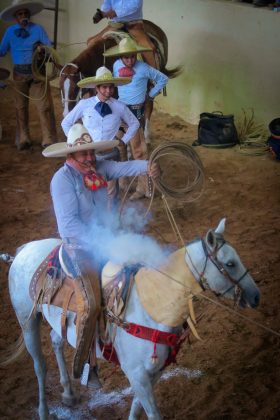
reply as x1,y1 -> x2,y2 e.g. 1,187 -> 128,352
0,0 -> 56,150
43,123 -> 160,389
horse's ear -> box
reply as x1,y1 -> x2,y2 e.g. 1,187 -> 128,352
205,229 -> 217,250
215,218 -> 226,235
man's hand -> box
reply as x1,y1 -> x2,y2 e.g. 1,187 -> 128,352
148,162 -> 161,180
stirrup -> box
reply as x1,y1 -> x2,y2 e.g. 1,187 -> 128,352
81,363 -> 102,390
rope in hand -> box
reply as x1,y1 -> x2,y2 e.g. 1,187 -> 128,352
119,142 -> 205,246
146,142 -> 205,245
8,45 -> 60,101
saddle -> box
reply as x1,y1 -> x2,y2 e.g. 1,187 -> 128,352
29,245 -> 137,340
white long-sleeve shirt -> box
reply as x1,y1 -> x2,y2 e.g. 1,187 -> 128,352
61,96 -> 139,144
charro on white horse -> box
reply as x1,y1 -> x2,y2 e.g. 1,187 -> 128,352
0,219 -> 260,420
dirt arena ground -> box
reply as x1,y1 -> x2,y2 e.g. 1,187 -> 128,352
0,86 -> 280,419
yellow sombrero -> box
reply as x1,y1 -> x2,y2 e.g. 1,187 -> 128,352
103,37 -> 152,58
42,123 -> 118,158
77,66 -> 131,89
0,0 -> 44,21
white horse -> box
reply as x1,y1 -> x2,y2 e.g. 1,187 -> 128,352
0,219 -> 260,420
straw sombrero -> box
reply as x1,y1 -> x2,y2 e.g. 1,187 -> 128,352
0,0 -> 44,21
0,67 -> 10,81
77,66 -> 131,89
42,123 -> 118,158
103,37 -> 152,58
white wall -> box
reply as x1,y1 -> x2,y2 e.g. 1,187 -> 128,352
1,0 -> 279,124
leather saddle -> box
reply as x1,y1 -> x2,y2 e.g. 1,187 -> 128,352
29,244 -> 138,338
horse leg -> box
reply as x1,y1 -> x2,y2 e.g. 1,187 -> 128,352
22,315 -> 50,420
144,99 -> 153,144
128,371 -> 162,419
50,329 -> 78,406
126,369 -> 162,420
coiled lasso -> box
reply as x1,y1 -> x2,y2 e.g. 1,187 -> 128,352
148,141 -> 205,203
121,142 -> 205,245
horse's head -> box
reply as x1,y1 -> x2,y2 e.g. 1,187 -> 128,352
59,63 -> 82,117
186,218 -> 260,309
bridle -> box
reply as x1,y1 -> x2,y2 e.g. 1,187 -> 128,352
59,62 -> 83,104
187,237 -> 249,304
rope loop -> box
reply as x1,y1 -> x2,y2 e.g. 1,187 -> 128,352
148,141 -> 205,203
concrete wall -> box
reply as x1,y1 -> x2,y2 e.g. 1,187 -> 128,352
1,0 -> 279,124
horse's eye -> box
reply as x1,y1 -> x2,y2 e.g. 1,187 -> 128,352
226,261 -> 235,268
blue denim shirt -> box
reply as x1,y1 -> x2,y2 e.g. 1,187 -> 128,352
0,22 -> 51,64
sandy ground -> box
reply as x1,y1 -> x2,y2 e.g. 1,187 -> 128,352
0,86 -> 280,419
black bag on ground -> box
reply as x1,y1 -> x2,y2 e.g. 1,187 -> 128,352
193,112 -> 238,148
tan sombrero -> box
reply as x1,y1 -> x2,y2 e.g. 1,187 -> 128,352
0,0 -> 44,21
42,123 -> 118,158
103,37 -> 152,58
77,66 -> 131,89
0,67 -> 10,81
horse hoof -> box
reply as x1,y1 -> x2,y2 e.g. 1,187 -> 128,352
62,393 -> 80,406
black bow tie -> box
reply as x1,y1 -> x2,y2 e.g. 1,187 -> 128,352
94,101 -> 112,118
14,28 -> 30,39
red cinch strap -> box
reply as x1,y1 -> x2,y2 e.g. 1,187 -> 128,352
125,322 -> 179,347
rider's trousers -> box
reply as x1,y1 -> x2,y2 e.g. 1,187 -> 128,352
13,70 -> 56,147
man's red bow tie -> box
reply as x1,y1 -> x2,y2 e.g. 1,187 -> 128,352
84,172 -> 108,191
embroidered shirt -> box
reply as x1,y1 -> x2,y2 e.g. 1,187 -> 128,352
113,59 -> 168,105
101,0 -> 143,22
0,22 -> 51,64
61,96 -> 139,144
51,160 -> 148,241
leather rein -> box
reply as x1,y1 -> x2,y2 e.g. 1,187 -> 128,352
194,238 -> 249,305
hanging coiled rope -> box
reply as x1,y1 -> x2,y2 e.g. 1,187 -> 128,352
7,46 -> 61,101
148,142 -> 205,202
120,142 -> 205,246
31,45 -> 60,82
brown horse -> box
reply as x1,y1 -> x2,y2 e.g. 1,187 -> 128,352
59,20 -> 182,141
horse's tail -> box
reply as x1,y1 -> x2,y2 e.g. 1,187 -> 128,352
0,253 -> 14,264
162,65 -> 183,79
0,333 -> 27,367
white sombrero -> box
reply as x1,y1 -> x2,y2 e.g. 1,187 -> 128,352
103,37 -> 152,58
77,66 -> 131,89
0,0 -> 44,21
42,123 -> 118,158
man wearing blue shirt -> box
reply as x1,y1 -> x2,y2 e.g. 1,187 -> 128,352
43,123 -> 160,388
0,0 -> 56,150
104,37 -> 168,200
89,0 -> 156,67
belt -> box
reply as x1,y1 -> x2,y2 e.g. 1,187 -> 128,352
13,64 -> 32,75
128,103 -> 144,110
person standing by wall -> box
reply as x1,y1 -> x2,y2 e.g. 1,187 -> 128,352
0,0 -> 56,150
104,38 -> 168,200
